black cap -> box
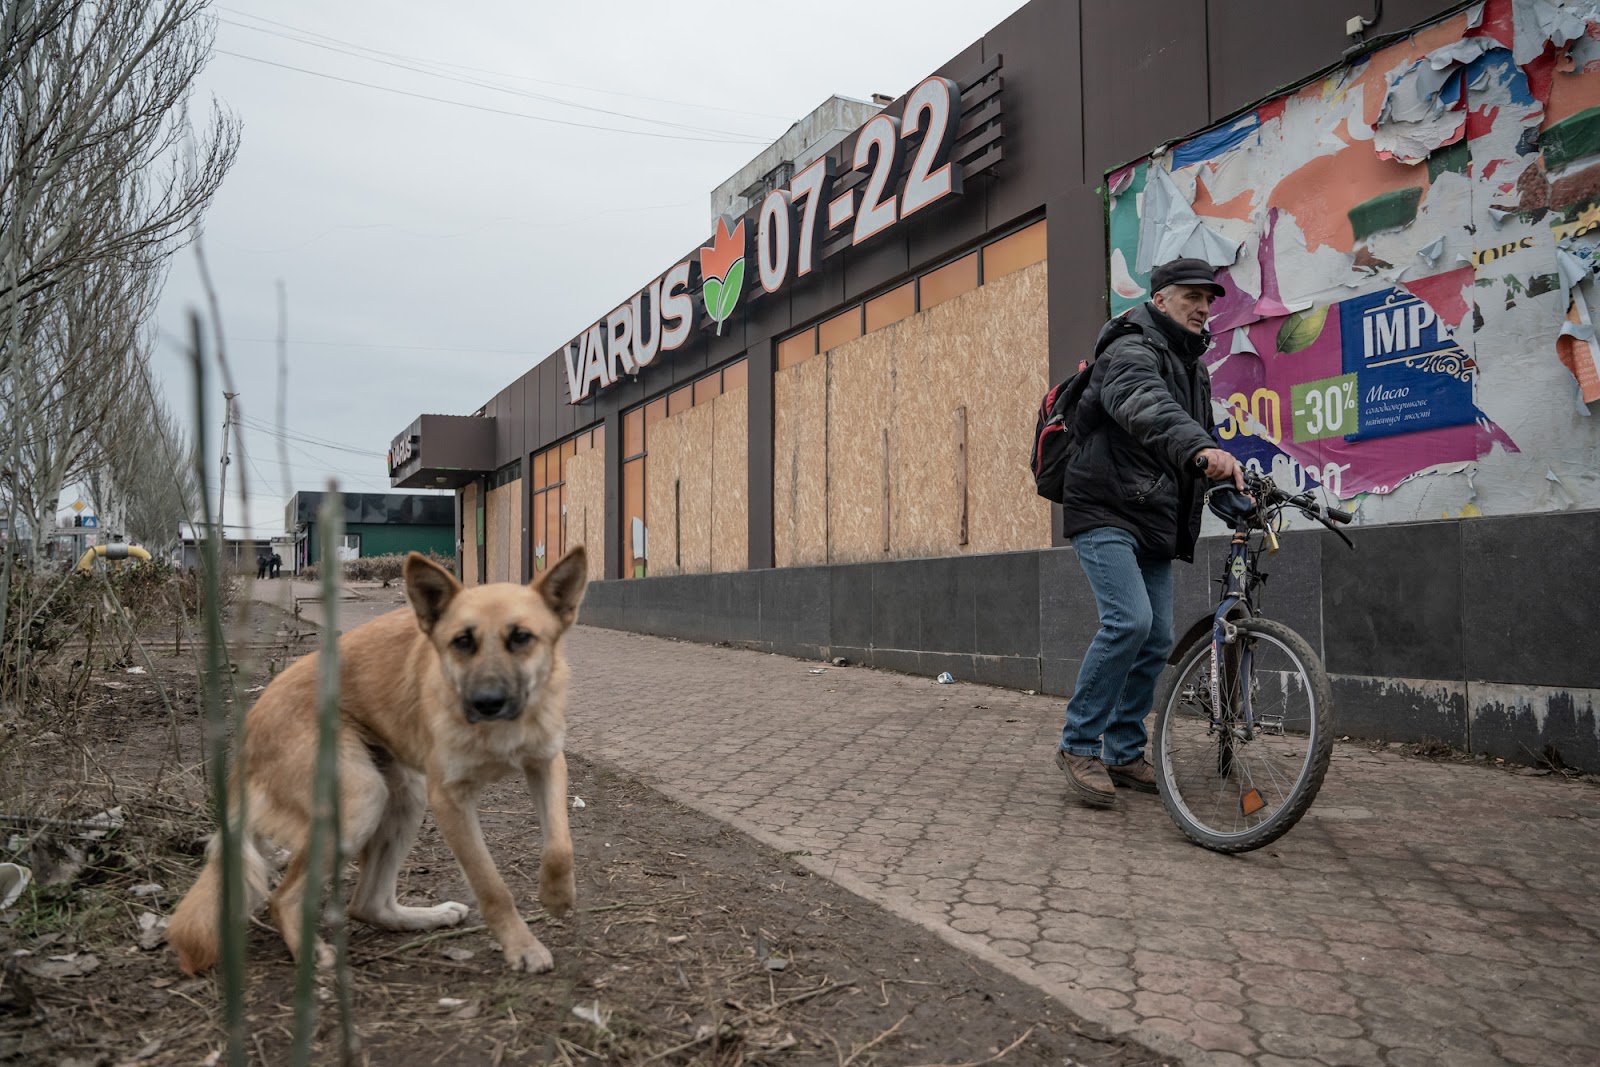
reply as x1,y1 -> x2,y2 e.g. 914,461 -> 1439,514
1150,258 -> 1225,298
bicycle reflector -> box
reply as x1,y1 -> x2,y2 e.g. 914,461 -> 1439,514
1240,787 -> 1267,816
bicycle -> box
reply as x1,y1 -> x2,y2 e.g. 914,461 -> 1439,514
1150,466 -> 1354,853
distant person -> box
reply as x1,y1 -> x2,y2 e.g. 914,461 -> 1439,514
256,551 -> 269,580
269,552 -> 282,579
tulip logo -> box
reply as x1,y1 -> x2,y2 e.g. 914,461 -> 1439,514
700,216 -> 746,335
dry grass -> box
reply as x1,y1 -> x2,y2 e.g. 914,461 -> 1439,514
0,602 -> 1160,1067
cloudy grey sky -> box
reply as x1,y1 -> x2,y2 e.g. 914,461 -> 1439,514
147,0 -> 1029,537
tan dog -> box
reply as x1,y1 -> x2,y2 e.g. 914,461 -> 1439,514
167,548 -> 588,975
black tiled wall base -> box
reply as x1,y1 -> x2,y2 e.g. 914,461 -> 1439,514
578,510 -> 1600,771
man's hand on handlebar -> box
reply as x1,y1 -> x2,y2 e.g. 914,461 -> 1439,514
1194,447 -> 1246,490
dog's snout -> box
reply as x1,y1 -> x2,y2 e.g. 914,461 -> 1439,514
466,687 -> 516,721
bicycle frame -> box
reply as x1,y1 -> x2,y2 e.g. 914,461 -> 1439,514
1209,530 -> 1259,741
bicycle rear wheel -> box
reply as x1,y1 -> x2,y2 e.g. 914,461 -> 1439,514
1152,617 -> 1333,853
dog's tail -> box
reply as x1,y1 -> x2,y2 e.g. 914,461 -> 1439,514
167,829 -> 270,976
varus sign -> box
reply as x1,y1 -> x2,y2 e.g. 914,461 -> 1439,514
564,75 -> 968,404
387,432 -> 418,476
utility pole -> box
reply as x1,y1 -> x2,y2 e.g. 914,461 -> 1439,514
218,391 -> 237,540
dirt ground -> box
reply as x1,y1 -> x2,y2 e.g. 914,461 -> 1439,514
0,605 -> 1167,1066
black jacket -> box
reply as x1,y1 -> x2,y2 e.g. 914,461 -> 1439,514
1058,302 -> 1217,562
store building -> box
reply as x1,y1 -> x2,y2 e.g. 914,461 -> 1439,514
393,0 -> 1600,771
286,490 -> 455,572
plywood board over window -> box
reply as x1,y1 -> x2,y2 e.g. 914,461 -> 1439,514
460,482 -> 479,587
826,334 -> 895,564
773,352 -> 829,568
563,438 -> 607,583
507,478 -> 524,583
676,403 -> 715,574
711,387 -> 749,573
891,336 -> 961,558
532,481 -> 548,576
486,480 -> 515,583
918,259 -> 1052,556
623,457 -> 646,578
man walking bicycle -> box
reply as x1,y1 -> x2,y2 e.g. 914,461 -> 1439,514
1055,258 -> 1245,808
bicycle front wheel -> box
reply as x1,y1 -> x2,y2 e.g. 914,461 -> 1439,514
1152,617 -> 1333,853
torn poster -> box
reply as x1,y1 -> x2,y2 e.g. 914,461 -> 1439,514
1103,0 -> 1600,517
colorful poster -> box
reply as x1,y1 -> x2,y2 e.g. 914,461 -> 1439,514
1097,0 -> 1600,509
1336,287 -> 1478,441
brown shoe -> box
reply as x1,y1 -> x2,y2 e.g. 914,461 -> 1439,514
1107,756 -> 1159,794
1055,749 -> 1116,808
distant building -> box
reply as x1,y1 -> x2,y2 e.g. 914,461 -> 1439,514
708,95 -> 884,225
176,529 -> 274,573
286,491 -> 454,572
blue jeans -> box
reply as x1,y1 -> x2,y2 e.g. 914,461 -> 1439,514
1059,527 -> 1175,766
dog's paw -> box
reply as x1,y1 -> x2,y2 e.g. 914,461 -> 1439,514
502,935 -> 554,973
538,868 -> 576,918
433,900 -> 471,926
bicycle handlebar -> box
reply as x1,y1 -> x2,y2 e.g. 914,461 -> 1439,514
1195,461 -> 1355,549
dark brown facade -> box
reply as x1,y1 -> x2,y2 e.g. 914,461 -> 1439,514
396,0 -> 1463,582
385,2 -> 1600,773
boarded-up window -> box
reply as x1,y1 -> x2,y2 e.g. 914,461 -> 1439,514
818,307 -> 863,352
531,431 -> 589,572
722,358 -> 748,393
865,282 -> 914,333
983,219 -> 1047,281
777,328 -> 817,370
624,457 -> 646,577
532,485 -> 548,573
918,252 -> 979,310
668,384 -> 693,416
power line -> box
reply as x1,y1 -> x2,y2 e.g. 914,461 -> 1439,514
237,416 -> 385,458
215,16 -> 774,140
214,50 -> 773,145
218,197 -> 700,256
229,336 -> 531,354
214,6 -> 794,123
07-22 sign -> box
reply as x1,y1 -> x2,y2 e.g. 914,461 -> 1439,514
754,75 -> 964,295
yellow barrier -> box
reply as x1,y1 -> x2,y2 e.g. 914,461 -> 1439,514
75,542 -> 152,573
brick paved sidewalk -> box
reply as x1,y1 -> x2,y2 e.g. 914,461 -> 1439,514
561,625 -> 1600,1067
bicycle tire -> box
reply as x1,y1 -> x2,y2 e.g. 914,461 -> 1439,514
1152,617 -> 1333,853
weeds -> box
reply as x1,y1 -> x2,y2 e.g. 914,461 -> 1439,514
298,551 -> 454,585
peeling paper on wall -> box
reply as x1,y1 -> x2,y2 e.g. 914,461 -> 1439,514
1547,467 -> 1576,505
1554,242 -> 1600,406
1135,166 -> 1243,274
1511,0 -> 1600,66
1374,39 -> 1500,163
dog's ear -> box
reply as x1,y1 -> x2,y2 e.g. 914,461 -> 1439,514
535,546 -> 588,630
404,552 -> 460,634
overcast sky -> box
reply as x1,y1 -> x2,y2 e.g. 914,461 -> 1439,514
144,0 -> 1029,538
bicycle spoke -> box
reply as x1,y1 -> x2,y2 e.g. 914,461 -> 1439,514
1155,620 -> 1332,852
